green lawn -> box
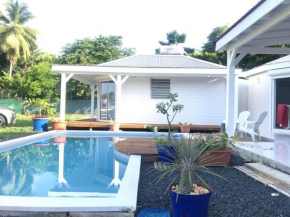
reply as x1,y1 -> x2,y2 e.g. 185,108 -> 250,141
0,114 -> 91,139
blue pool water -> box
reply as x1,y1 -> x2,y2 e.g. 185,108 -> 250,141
0,136 -> 128,198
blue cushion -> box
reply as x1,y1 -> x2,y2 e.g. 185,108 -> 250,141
137,208 -> 170,217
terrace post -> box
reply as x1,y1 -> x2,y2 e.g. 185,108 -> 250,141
226,50 -> 246,136
60,73 -> 74,121
60,73 -> 67,121
90,85 -> 96,119
109,75 -> 129,122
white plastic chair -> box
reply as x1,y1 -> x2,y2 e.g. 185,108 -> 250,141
235,111 -> 251,136
240,111 -> 268,141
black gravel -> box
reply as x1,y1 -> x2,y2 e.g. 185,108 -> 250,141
136,155 -> 290,217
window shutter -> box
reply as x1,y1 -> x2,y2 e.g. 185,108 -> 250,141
151,79 -> 170,99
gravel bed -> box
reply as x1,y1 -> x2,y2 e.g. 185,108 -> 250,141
136,155 -> 290,217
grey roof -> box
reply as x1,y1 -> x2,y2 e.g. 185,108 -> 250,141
264,55 -> 290,65
244,54 -> 290,75
97,55 -> 226,69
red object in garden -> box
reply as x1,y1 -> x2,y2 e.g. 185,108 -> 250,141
277,104 -> 289,128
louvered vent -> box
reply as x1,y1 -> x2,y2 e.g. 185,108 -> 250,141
151,79 -> 170,99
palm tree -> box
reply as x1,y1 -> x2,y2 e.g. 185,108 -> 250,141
159,30 -> 187,46
0,0 -> 38,76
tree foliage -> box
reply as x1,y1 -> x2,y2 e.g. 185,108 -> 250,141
156,30 -> 195,55
0,62 -> 59,101
0,0 -> 38,76
191,25 -> 287,71
57,36 -> 135,65
159,30 -> 187,46
56,35 -> 136,99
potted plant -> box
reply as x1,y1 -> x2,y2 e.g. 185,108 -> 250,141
200,132 -> 237,166
154,135 -> 175,163
52,118 -> 67,130
178,121 -> 192,133
22,98 -> 56,132
155,135 -> 225,217
155,93 -> 184,163
109,119 -> 120,131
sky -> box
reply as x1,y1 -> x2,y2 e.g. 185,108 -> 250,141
1,0 -> 259,55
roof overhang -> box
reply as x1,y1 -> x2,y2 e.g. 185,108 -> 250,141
243,61 -> 290,78
215,0 -> 290,54
52,65 -> 236,85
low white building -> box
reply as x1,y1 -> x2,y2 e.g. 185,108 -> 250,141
52,54 -> 240,126
240,55 -> 290,136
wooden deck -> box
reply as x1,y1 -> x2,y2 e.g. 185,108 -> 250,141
66,118 -> 220,132
115,138 -> 159,162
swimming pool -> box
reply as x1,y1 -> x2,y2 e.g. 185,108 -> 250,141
0,130 -> 162,213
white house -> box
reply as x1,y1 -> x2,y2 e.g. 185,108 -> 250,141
215,0 -> 290,136
240,55 -> 290,136
52,54 -> 239,126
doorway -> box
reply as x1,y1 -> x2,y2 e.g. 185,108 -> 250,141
275,77 -> 290,129
100,81 -> 115,121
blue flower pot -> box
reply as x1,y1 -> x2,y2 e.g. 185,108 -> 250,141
169,183 -> 212,217
155,144 -> 175,164
33,118 -> 49,132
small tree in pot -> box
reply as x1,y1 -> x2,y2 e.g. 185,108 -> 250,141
156,93 -> 184,137
155,93 -> 184,163
154,135 -> 225,217
22,98 -> 56,132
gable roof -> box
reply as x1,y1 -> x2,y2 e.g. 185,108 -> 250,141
215,0 -> 266,46
97,55 -> 226,69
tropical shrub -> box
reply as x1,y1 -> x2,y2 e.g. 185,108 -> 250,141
156,93 -> 184,136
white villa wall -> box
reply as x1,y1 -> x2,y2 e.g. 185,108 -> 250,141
247,72 -> 272,133
119,76 -> 226,125
237,78 -> 249,114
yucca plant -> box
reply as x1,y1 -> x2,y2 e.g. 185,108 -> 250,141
154,134 -> 226,195
152,134 -> 226,217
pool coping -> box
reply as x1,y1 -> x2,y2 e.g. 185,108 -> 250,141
0,131 -> 144,213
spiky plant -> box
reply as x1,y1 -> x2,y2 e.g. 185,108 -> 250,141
0,0 -> 38,76
154,135 -> 226,195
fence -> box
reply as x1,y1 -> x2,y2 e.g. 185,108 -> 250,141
0,99 -> 97,114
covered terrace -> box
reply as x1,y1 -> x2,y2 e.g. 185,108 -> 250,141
215,0 -> 290,136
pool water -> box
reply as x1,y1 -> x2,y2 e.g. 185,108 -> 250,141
0,136 -> 128,198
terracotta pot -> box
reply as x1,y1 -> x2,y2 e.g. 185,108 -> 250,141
202,149 -> 232,166
54,136 -> 67,144
52,121 -> 67,130
179,125 -> 191,133
110,123 -> 120,131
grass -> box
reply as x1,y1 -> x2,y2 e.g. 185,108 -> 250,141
0,113 -> 91,140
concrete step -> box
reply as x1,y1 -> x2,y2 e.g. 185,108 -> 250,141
245,163 -> 290,186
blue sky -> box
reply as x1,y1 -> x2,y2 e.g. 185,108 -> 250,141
4,0 -> 259,55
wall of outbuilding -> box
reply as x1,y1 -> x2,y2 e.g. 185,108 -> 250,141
119,76 -> 226,126
246,72 -> 272,134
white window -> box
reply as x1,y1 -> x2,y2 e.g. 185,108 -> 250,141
151,79 -> 170,99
